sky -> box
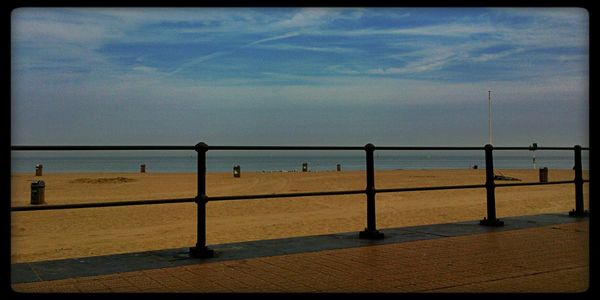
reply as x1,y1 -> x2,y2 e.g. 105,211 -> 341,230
11,7 -> 589,147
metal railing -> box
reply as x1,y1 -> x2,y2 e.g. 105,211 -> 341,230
11,143 -> 590,258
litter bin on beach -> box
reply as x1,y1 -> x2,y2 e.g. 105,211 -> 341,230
35,164 -> 43,176
31,180 -> 45,205
539,167 -> 548,183
233,165 -> 241,178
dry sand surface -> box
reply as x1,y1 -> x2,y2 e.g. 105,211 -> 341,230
11,169 -> 589,263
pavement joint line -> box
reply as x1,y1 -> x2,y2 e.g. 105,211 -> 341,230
422,265 -> 588,292
405,230 -> 451,238
11,212 -> 584,284
27,264 -> 43,283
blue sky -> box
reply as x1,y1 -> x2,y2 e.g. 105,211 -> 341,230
11,7 -> 589,147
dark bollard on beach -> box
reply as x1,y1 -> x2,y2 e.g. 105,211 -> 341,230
233,165 -> 241,177
30,180 -> 46,205
539,167 -> 548,183
35,164 -> 43,176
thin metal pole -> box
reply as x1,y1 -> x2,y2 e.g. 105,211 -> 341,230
569,145 -> 588,217
488,90 -> 492,145
480,144 -> 504,226
189,142 -> 215,258
359,143 -> 384,239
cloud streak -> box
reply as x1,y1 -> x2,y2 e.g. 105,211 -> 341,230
12,8 -> 588,81
243,32 -> 301,47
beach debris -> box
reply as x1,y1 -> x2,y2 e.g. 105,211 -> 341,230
472,165 -> 478,169
493,168 -> 521,181
69,177 -> 137,184
261,169 -> 299,173
493,174 -> 521,181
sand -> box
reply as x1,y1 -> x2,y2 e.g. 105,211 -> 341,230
11,169 -> 589,263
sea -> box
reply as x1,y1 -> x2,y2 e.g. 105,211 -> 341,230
11,150 -> 589,174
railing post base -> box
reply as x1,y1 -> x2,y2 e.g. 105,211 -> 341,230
359,228 -> 384,239
479,217 -> 504,227
568,210 -> 589,218
189,246 -> 215,258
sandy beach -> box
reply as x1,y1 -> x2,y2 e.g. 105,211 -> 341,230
11,169 -> 588,263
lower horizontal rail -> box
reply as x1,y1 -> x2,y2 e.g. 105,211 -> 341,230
375,180 -> 578,194
11,179 -> 588,211
11,197 -> 196,211
376,184 -> 486,193
207,189 -> 365,201
495,180 -> 575,188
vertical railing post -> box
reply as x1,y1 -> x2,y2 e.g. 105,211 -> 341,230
359,143 -> 384,239
480,144 -> 504,226
569,145 -> 588,217
189,142 -> 215,258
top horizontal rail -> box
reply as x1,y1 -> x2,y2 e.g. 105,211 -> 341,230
493,146 -> 589,151
207,146 -> 364,150
375,146 -> 484,150
10,145 -> 589,151
11,145 -> 195,151
10,145 -> 365,151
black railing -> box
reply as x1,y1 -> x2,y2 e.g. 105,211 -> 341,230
11,143 -> 590,258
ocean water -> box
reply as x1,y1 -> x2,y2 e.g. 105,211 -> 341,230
11,150 -> 589,174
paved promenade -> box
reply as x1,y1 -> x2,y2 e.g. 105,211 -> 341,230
11,213 -> 589,293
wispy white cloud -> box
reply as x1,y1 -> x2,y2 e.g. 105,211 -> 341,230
243,32 -> 301,47
300,23 -> 499,39
469,47 -> 526,63
169,51 -> 230,75
556,54 -> 588,62
272,7 -> 364,29
12,8 -> 128,46
251,43 -> 358,53
276,8 -> 334,28
167,32 -> 302,75
380,23 -> 500,37
495,7 -> 588,26
12,8 -> 589,87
